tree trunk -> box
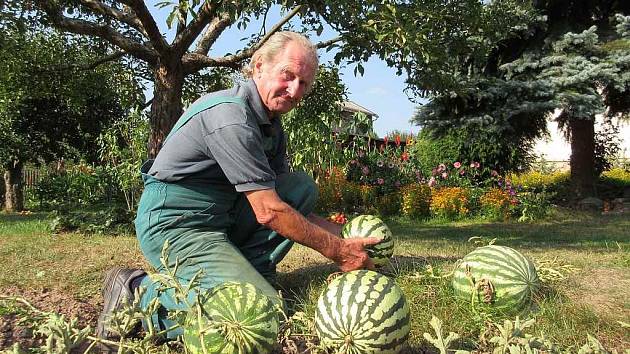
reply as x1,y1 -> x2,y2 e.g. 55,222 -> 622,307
4,161 -> 24,212
148,62 -> 185,159
569,117 -> 596,199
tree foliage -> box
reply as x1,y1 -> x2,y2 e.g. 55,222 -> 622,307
283,65 -> 348,175
31,0 -> 535,157
0,12 -> 142,210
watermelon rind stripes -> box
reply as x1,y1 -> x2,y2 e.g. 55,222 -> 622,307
341,215 -> 394,266
183,282 -> 279,354
315,270 -> 411,354
452,245 -> 540,310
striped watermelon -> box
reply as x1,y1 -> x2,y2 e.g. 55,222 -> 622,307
341,215 -> 394,266
183,282 -> 279,354
452,245 -> 540,310
315,270 -> 411,354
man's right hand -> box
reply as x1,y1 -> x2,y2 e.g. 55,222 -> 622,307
333,237 -> 381,272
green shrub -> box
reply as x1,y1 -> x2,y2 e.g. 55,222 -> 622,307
49,206 -> 134,235
514,190 -> 554,222
33,163 -> 111,210
407,130 -> 460,178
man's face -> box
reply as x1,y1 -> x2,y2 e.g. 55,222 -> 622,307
253,42 -> 316,115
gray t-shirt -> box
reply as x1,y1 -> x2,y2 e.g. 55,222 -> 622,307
148,79 -> 289,192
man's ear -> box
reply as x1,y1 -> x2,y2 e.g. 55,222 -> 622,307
254,57 -> 264,76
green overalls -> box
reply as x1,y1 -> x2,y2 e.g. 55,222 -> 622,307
134,97 -> 317,337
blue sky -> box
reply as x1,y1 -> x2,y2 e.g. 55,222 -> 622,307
149,3 -> 421,137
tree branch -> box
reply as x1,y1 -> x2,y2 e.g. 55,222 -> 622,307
119,0 -> 170,56
78,0 -> 147,38
315,36 -> 343,49
182,53 -> 243,74
37,1 -> 158,65
194,13 -> 232,55
172,1 -> 215,56
259,5 -> 302,45
183,5 -> 303,73
56,51 -> 127,71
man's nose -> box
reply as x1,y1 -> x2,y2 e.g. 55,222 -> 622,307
287,79 -> 302,98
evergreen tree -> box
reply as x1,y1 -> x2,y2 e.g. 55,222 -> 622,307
413,1 -> 630,199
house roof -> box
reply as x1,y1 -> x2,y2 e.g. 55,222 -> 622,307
340,100 -> 379,119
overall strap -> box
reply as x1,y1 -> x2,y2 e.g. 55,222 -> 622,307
164,96 -> 247,143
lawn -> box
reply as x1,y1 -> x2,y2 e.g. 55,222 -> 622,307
0,209 -> 629,352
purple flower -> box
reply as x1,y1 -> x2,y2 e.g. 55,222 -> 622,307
362,166 -> 370,175
394,180 -> 401,187
377,178 -> 385,185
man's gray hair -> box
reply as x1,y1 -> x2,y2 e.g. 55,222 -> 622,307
243,31 -> 319,79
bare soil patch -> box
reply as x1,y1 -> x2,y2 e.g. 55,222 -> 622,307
564,267 -> 630,321
0,286 -> 101,350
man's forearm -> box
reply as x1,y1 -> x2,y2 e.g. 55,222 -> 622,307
259,201 -> 342,261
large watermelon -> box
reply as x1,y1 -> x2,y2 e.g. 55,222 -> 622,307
183,282 -> 280,354
341,215 -> 394,266
452,245 -> 540,310
315,270 -> 411,354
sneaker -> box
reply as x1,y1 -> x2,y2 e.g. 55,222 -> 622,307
95,267 -> 146,341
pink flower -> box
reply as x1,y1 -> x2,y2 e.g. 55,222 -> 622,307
491,170 -> 499,177
357,150 -> 365,158
453,161 -> 461,168
459,169 -> 466,176
432,168 -> 438,176
470,161 -> 480,168
428,177 -> 437,187
362,166 -> 370,175
349,159 -> 357,165
377,178 -> 385,185
438,163 -> 446,172
394,180 -> 401,187
441,172 -> 448,179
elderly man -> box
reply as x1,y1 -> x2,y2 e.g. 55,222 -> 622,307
96,31 -> 379,340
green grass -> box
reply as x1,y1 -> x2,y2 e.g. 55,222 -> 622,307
1,209 -> 629,351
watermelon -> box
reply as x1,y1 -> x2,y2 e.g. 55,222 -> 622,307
315,270 -> 411,354
452,245 -> 540,310
183,282 -> 280,354
341,215 -> 394,266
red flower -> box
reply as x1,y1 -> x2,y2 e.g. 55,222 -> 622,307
383,136 -> 389,146
401,151 -> 409,161
395,135 -> 401,147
